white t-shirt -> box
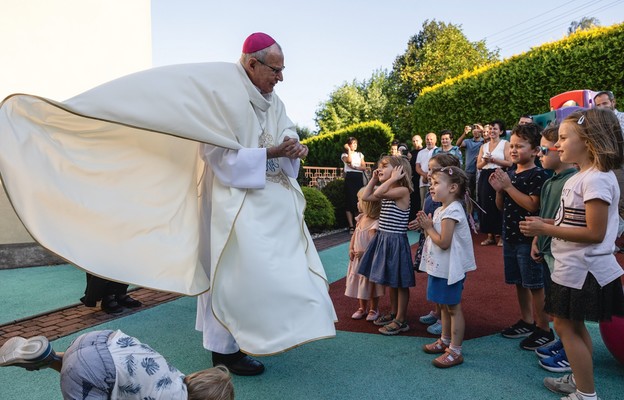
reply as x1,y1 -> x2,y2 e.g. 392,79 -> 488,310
108,330 -> 188,400
551,168 -> 624,289
415,147 -> 436,187
419,200 -> 477,284
341,151 -> 364,172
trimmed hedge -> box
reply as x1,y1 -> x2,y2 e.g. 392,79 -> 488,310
320,178 -> 347,228
410,24 -> 624,138
302,120 -> 393,167
302,186 -> 335,232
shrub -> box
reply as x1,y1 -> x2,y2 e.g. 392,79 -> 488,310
302,186 -> 335,232
320,178 -> 347,228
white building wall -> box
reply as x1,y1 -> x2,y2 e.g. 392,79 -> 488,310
0,0 -> 152,244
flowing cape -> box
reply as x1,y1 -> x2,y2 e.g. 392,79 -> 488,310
0,62 -> 259,295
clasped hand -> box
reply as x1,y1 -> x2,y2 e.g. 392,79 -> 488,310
415,210 -> 433,230
273,136 -> 308,159
488,168 -> 511,191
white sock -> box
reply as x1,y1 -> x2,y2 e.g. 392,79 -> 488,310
449,344 -> 462,355
576,389 -> 597,400
441,336 -> 451,345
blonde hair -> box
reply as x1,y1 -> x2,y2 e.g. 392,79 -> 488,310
185,365 -> 234,400
377,156 -> 414,192
563,108 -> 624,172
357,188 -> 381,219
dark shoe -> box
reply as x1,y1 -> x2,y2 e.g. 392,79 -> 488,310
79,296 -> 97,307
101,296 -> 124,314
115,294 -> 142,308
212,351 -> 264,376
501,319 -> 535,338
520,328 -> 555,350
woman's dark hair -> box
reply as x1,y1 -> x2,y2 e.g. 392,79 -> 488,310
490,119 -> 506,136
346,137 -> 358,145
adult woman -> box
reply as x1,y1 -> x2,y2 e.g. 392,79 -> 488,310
432,130 -> 463,167
476,120 -> 512,246
342,137 -> 367,232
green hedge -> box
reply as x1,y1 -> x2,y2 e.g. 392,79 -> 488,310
302,120 -> 393,167
320,178 -> 347,228
410,24 -> 624,138
302,186 -> 335,232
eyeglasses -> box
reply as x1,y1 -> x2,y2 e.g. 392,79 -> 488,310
538,146 -> 558,155
256,58 -> 285,74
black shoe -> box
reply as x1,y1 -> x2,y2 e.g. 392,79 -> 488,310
520,328 -> 555,350
212,351 -> 265,376
101,296 -> 124,314
501,319 -> 535,338
115,294 -> 142,308
79,296 -> 97,308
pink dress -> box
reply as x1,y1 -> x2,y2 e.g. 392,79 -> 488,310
344,215 -> 386,299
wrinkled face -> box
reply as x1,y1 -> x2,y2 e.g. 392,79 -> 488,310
509,134 -> 537,165
377,160 -> 395,182
425,134 -> 437,148
538,137 -> 559,170
557,122 -> 589,166
594,94 -> 615,111
248,45 -> 284,94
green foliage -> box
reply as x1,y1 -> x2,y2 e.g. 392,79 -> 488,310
302,186 -> 335,232
314,70 -> 389,134
320,178 -> 347,228
410,24 -> 624,139
302,120 -> 394,167
295,124 -> 314,140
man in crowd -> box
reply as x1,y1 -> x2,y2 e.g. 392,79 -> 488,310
415,132 -> 437,209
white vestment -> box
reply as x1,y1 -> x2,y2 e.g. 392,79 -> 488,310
0,62 -> 336,355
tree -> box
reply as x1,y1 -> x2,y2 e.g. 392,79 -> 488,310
314,70 -> 389,134
295,124 -> 314,140
568,17 -> 600,35
384,19 -> 499,137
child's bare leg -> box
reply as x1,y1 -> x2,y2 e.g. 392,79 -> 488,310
447,304 -> 465,347
358,299 -> 368,311
440,306 -> 451,338
395,288 -> 409,322
530,287 -> 549,331
554,317 -> 594,393
516,285 -> 534,324
370,297 -> 379,312
50,352 -> 64,373
389,288 -> 398,315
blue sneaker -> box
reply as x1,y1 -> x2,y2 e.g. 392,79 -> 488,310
419,311 -> 438,325
535,338 -> 564,359
539,349 -> 571,373
426,320 -> 442,335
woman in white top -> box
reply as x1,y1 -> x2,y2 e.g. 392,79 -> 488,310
342,137 -> 367,232
476,120 -> 512,246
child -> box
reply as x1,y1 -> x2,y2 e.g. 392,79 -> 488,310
0,330 -> 234,400
410,153 -> 461,336
358,156 -> 414,335
529,124 -> 577,373
345,188 -> 384,321
416,166 -> 476,368
520,109 -> 624,400
489,123 -> 553,350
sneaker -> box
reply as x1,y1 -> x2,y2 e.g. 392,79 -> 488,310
427,320 -> 442,335
423,339 -> 449,354
419,311 -> 438,325
373,313 -> 396,326
378,320 -> 409,336
536,339 -> 564,359
543,374 -> 576,395
365,310 -> 379,322
432,348 -> 464,368
520,328 -> 555,350
501,319 -> 535,338
0,336 -> 57,371
351,308 -> 366,320
539,349 -> 572,373
560,393 -> 601,400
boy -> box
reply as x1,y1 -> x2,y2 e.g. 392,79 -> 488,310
1,330 -> 234,399
489,123 -> 553,350
529,124 -> 577,376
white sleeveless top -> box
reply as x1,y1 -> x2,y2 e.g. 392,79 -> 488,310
481,139 -> 507,169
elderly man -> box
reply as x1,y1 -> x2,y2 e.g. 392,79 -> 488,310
415,132 -> 437,209
0,33 -> 336,377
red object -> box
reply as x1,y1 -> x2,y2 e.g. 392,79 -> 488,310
549,90 -> 597,110
242,32 -> 276,54
599,314 -> 624,365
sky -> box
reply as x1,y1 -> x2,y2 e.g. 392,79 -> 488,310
151,0 -> 624,131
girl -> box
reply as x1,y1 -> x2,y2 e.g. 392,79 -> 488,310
345,188 -> 385,321
358,156 -> 415,335
416,166 -> 476,368
520,109 -> 624,400
411,153 -> 461,336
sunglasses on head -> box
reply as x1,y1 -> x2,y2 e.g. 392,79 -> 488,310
538,146 -> 558,155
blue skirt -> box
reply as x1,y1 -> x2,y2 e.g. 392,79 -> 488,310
358,230 -> 415,288
427,276 -> 465,305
